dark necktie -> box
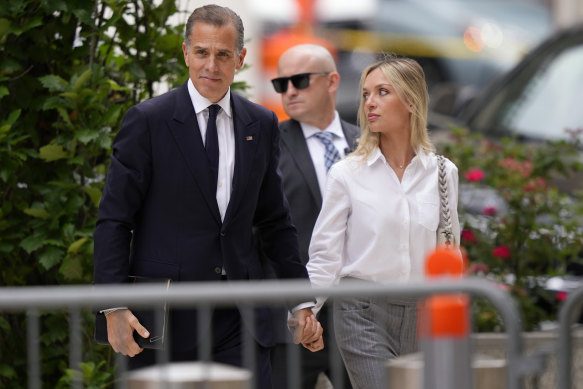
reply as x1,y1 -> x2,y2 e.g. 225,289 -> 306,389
205,104 -> 221,189
313,131 -> 342,172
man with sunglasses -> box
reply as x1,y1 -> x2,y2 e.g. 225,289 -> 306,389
269,43 -> 359,389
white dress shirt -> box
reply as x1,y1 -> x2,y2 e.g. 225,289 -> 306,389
188,80 -> 313,313
187,79 -> 234,221
307,148 -> 460,309
300,111 -> 350,195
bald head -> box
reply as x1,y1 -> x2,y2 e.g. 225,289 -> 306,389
278,44 -> 337,73
276,44 -> 340,129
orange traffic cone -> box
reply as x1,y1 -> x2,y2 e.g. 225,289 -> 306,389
418,247 -> 472,389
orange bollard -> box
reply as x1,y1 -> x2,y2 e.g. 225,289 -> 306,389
418,247 -> 472,389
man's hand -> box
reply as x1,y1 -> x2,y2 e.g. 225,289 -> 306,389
288,308 -> 324,351
302,333 -> 324,352
106,309 -> 149,357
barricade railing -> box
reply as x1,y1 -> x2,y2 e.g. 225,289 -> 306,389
0,277 -> 527,389
557,286 -> 583,389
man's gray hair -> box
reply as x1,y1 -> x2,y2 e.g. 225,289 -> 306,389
184,4 -> 244,53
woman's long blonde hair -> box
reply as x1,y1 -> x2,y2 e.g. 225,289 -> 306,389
353,56 -> 434,159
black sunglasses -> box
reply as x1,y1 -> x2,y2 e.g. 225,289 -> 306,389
271,72 -> 330,93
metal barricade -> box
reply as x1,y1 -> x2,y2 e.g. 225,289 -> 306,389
557,286 -> 583,389
0,278 -> 526,389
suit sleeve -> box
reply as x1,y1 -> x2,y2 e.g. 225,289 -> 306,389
253,112 -> 310,281
93,105 -> 153,284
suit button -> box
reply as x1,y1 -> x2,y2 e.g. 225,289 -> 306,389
214,267 -> 222,275
220,232 -> 225,237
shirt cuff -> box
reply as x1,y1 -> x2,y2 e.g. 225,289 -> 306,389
290,301 -> 316,314
99,307 -> 128,316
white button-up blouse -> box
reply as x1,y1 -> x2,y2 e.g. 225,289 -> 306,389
307,147 -> 461,295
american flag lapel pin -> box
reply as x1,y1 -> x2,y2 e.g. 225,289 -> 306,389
245,135 -> 253,141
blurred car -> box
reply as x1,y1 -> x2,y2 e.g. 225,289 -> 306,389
429,22 -> 583,193
315,0 -> 553,124
430,23 -> 583,310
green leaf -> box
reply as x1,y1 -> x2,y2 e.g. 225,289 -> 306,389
20,234 -> 45,253
56,107 -> 72,126
23,208 -> 51,219
98,132 -> 112,150
42,96 -> 67,111
43,239 -> 66,248
75,129 -> 100,144
38,246 -> 64,271
103,104 -> 122,125
0,18 -> 10,42
4,108 -> 21,125
128,62 -> 146,79
0,242 -> 14,253
62,223 -> 75,241
59,91 -> 77,99
67,237 -> 88,254
0,364 -> 17,379
0,124 -> 9,139
0,85 -> 8,99
39,75 -> 69,92
107,79 -> 124,91
73,68 -> 92,91
82,186 -> 102,207
59,255 -> 84,280
39,144 -> 67,162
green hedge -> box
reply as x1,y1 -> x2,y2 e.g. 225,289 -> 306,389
0,1 -> 186,386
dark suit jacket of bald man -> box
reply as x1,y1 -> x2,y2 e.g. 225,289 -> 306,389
268,117 -> 359,388
279,118 -> 360,267
93,81 -> 309,352
268,117 -> 359,344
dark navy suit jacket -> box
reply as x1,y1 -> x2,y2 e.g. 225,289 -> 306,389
94,81 -> 309,351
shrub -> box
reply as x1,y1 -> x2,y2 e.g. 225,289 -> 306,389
440,127 -> 583,331
0,0 -> 186,386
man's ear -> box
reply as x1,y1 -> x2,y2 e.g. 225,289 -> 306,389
236,48 -> 247,70
182,42 -> 189,67
328,72 -> 340,93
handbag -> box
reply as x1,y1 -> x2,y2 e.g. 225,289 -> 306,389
94,276 -> 171,349
436,155 -> 456,247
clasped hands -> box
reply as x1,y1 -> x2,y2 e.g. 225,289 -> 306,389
288,307 -> 325,352
106,307 -> 325,356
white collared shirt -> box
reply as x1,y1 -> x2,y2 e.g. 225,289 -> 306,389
300,111 -> 350,195
187,79 -> 234,221
307,148 -> 460,300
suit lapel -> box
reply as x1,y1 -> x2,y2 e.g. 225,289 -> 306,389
168,83 -> 221,223
223,93 -> 259,222
341,119 -> 359,152
282,120 -> 322,206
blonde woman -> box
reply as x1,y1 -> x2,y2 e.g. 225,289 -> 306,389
306,57 -> 460,388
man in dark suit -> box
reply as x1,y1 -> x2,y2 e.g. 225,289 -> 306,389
270,44 -> 359,388
93,5 -> 323,388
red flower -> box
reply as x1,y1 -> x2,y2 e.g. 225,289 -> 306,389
482,206 -> 497,216
465,168 -> 485,182
461,229 -> 476,243
499,158 -> 533,177
524,177 -> 547,192
468,262 -> 489,275
492,245 -> 511,259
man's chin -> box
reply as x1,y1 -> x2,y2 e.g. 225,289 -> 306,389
285,106 -> 304,119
